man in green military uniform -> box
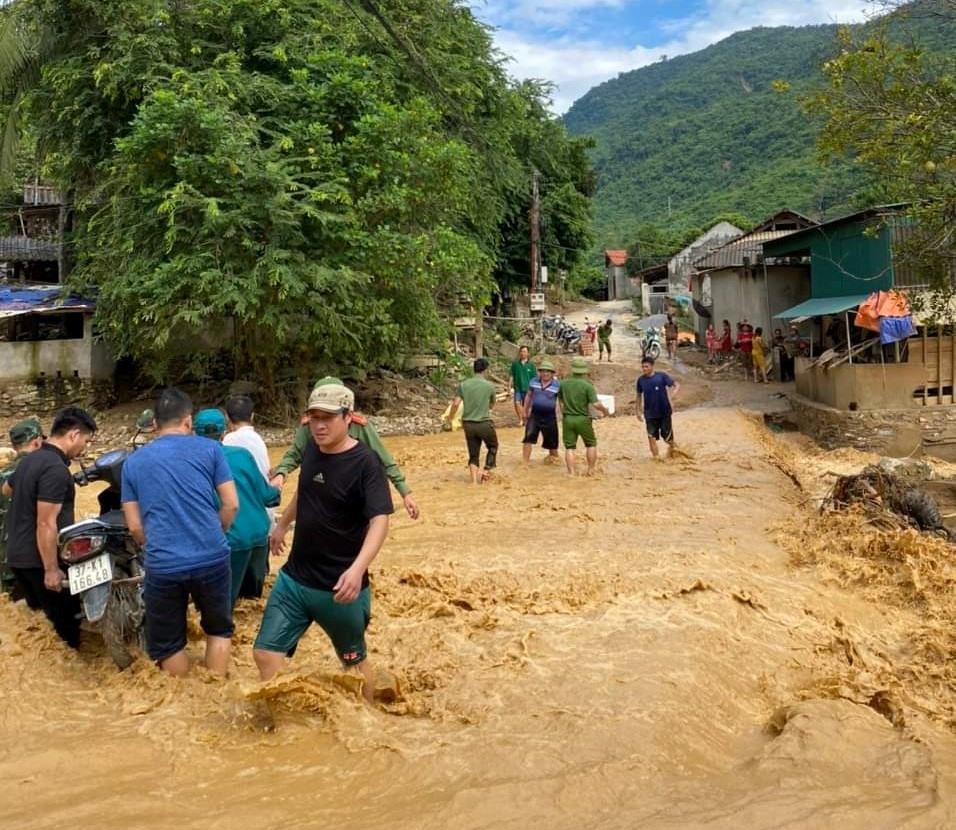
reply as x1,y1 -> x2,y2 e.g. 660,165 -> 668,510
447,358 -> 498,484
558,358 -> 609,476
0,418 -> 45,594
271,377 -> 420,520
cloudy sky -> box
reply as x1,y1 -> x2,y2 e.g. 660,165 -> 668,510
468,0 -> 874,112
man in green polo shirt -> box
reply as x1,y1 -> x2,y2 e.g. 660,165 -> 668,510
272,377 -> 419,520
558,358 -> 609,476
509,345 -> 537,426
0,418 -> 44,595
447,357 -> 498,484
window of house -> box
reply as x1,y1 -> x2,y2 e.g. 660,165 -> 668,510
0,312 -> 86,342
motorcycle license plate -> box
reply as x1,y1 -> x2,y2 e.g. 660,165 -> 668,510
68,554 -> 112,595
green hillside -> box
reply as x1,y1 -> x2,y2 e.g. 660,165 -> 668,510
564,5 -> 953,246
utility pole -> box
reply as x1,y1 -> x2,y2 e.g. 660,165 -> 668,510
530,169 -> 540,294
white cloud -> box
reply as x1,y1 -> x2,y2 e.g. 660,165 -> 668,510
478,0 -> 874,113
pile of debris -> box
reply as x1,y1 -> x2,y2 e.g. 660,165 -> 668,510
823,462 -> 952,540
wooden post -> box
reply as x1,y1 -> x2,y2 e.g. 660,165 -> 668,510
938,328 -> 944,405
57,204 -> 66,284
951,329 -> 955,402
474,311 -> 483,359
923,326 -> 928,406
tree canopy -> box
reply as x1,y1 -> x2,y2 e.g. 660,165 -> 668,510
1,0 -> 594,387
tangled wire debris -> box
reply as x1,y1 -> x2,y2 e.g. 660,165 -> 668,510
823,465 -> 952,539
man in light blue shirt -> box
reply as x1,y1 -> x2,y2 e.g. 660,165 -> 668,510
122,388 -> 238,677
522,360 -> 561,464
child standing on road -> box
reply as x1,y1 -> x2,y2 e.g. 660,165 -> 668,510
752,327 -> 769,384
705,323 -> 717,363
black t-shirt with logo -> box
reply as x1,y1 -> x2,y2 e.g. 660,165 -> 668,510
7,443 -> 75,569
283,440 -> 393,591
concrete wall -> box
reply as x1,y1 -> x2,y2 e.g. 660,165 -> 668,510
707,265 -> 810,339
794,358 -> 924,411
790,394 -> 956,458
0,314 -> 112,381
607,265 -> 631,300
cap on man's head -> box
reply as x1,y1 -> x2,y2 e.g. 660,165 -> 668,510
193,408 -> 227,438
539,359 -> 556,372
9,417 -> 42,446
307,383 -> 354,413
313,375 -> 345,390
571,357 -> 590,375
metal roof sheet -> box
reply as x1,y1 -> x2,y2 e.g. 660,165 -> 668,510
777,294 -> 870,320
694,230 -> 799,270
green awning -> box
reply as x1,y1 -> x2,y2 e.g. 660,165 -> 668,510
776,294 -> 870,321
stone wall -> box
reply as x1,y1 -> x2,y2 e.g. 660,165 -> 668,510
0,377 -> 116,419
790,394 -> 956,456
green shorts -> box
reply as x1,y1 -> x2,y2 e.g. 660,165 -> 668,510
563,415 -> 597,449
254,570 -> 371,666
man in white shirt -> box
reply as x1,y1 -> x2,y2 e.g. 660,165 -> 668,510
223,395 -> 270,482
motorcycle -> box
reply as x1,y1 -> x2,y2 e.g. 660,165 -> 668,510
58,418 -> 151,668
641,327 -> 663,360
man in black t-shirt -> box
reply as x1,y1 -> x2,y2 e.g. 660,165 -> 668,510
254,384 -> 392,701
2,407 -> 97,647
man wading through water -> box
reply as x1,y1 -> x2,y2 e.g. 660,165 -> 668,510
254,384 -> 393,702
3,408 -> 97,647
448,358 -> 499,484
636,357 -> 680,459
0,418 -> 44,596
272,376 -> 420,520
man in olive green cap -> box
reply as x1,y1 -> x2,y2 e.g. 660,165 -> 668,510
0,418 -> 44,594
558,358 -> 609,476
522,359 -> 561,463
272,377 -> 420,519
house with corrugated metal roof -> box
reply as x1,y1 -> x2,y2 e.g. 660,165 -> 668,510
693,210 -> 816,342
0,284 -> 111,381
0,184 -> 69,284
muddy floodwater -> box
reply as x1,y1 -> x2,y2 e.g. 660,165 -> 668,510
2,410 -> 956,829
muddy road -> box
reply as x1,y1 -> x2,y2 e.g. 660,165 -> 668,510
2,343 -> 956,828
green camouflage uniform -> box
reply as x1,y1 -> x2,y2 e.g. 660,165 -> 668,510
0,455 -> 21,593
273,377 -> 411,498
0,416 -> 43,594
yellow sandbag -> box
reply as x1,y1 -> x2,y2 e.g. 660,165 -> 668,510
442,401 -> 463,431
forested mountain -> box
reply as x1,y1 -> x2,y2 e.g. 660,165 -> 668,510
564,3 -> 955,246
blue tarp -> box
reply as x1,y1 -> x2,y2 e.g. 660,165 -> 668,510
0,285 -> 95,317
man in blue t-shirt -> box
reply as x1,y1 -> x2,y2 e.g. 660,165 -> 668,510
121,388 -> 239,677
522,360 -> 561,463
635,357 -> 681,459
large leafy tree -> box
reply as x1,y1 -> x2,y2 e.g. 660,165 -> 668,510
4,0 -> 593,388
808,3 -> 956,286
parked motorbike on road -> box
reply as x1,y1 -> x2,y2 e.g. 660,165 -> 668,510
641,327 -> 663,361
59,419 -> 151,668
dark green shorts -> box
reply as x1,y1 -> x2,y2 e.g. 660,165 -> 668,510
563,415 -> 597,449
254,570 -> 371,666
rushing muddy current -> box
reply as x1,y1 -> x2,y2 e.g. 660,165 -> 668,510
2,410 -> 955,829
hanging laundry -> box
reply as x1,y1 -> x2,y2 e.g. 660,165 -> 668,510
879,314 -> 916,344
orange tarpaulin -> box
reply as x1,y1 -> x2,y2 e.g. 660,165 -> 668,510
854,290 -> 910,331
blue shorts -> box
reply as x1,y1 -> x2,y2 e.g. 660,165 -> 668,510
143,559 -> 233,662
514,390 -> 527,403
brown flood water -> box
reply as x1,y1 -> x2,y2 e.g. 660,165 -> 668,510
2,410 -> 956,829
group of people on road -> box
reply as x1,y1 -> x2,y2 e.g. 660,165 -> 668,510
450,348 -> 680,479
0,351 -> 682,687
0,380 -> 420,699
705,318 -> 806,384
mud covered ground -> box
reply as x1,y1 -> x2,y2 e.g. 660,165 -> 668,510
2,323 -> 956,828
